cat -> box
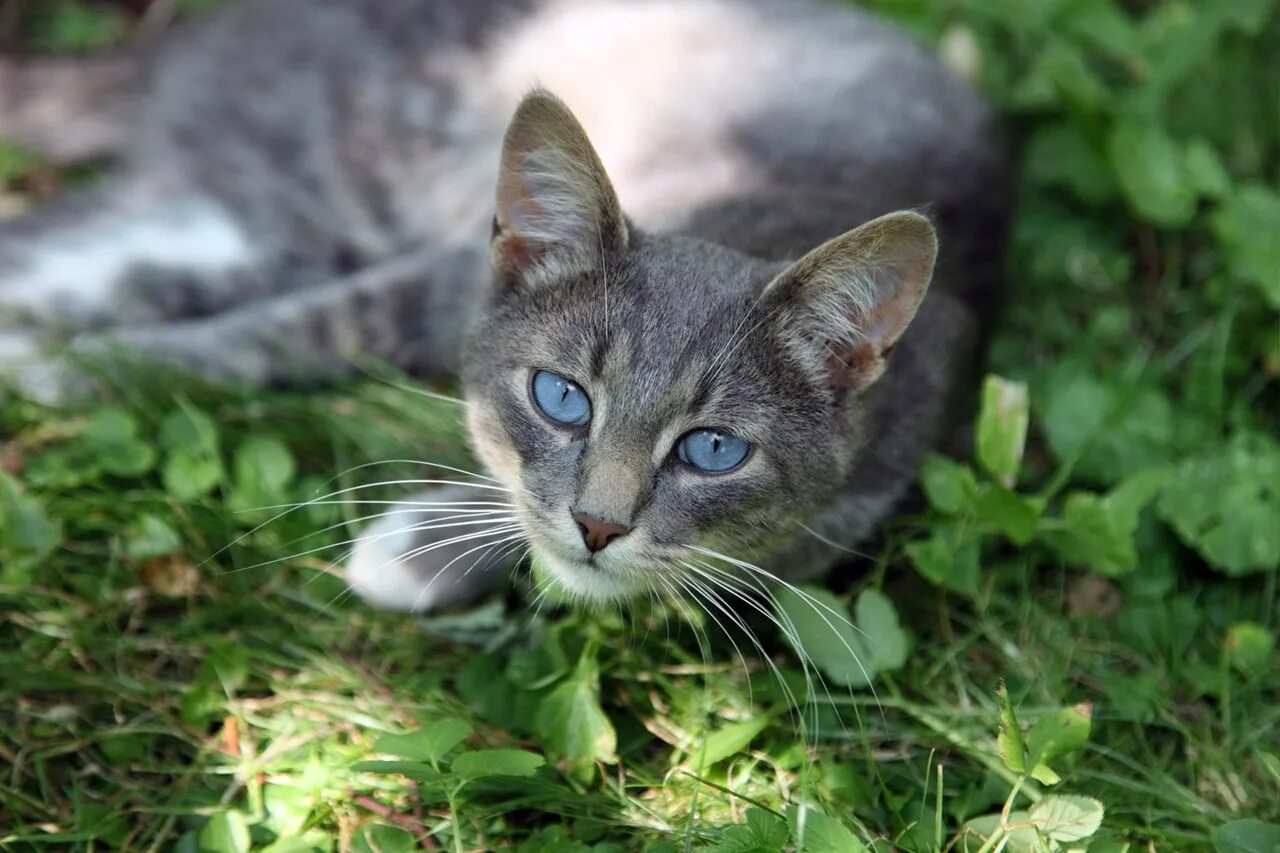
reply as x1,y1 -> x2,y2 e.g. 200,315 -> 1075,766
0,0 -> 1008,612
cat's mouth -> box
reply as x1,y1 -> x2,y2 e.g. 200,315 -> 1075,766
515,507 -> 650,603
529,545 -> 648,603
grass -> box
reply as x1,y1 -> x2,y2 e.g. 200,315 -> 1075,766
1,0 -> 1278,850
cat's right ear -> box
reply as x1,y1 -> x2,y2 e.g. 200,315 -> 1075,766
764,210 -> 938,394
491,89 -> 627,290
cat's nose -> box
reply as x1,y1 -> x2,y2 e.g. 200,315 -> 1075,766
572,511 -> 631,554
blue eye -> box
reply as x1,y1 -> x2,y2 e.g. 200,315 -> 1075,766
531,370 -> 591,425
676,429 -> 750,473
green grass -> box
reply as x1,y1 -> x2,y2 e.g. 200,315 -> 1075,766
2,0 -> 1278,850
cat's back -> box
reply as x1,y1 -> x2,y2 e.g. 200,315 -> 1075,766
135,0 -> 1002,297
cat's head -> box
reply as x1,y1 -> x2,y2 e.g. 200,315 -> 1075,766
461,90 -> 936,603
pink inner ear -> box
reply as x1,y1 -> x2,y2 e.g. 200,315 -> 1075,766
493,175 -> 547,281
493,232 -> 539,284
825,339 -> 886,392
861,260 -> 929,349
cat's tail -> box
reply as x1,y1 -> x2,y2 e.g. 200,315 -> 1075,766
0,53 -> 137,162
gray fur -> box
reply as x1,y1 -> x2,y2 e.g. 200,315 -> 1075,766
0,0 -> 1007,608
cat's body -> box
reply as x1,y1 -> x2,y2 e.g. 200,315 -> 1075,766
0,0 -> 1007,610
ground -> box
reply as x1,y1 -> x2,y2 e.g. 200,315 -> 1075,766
1,0 -> 1277,850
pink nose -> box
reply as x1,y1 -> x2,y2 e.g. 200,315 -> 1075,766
572,512 -> 631,553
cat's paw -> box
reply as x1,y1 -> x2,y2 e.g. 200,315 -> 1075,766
344,491 -> 517,613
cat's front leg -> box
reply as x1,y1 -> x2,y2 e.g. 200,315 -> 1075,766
344,484 -> 524,613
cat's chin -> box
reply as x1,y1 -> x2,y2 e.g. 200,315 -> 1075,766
530,547 -> 646,605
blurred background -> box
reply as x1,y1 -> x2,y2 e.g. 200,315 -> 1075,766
0,1 -> 1276,851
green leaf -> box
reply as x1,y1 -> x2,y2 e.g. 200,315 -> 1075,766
1184,139 -> 1231,199
1013,41 -> 1109,113
697,714 -> 775,767
995,680 -> 1027,774
1058,0 -> 1139,58
1041,470 -> 1166,576
920,454 -> 978,514
451,748 -> 544,781
83,407 -> 139,446
77,409 -> 158,477
125,514 -> 183,561
160,405 -> 220,454
958,812 -> 1038,853
1108,121 -> 1197,227
1131,3 -> 1223,106
904,525 -> 981,597
1024,120 -> 1115,204
854,589 -> 911,672
1224,622 -> 1275,678
197,811 -> 251,853
457,653 -> 520,731
1217,0 -> 1278,34
159,400 -> 224,500
233,436 -> 296,494
261,782 -> 314,838
1040,369 -> 1176,485
535,648 -> 617,772
1024,702 -> 1093,784
712,808 -> 790,853
787,805 -> 868,852
1212,819 -> 1280,853
774,586 -> 874,688
374,718 -> 472,764
349,823 -> 417,853
1211,185 -> 1280,308
976,376 -> 1029,486
0,471 -> 62,575
975,483 -> 1041,546
1027,795 -> 1104,843
1157,434 -> 1280,575
163,450 -> 224,502
101,441 -> 158,478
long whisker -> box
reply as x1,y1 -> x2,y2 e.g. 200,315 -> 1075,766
324,459 -> 507,485
671,573 -> 757,709
349,522 -> 523,590
406,530 -> 528,612
799,523 -> 876,561
243,498 -> 516,513
343,355 -> 473,409
692,550 -> 883,730
227,513 -> 520,575
275,504 -> 515,549
239,507 -> 517,583
689,546 -> 875,644
687,555 -> 860,737
203,469 -> 512,570
683,559 -> 830,739
680,562 -> 798,714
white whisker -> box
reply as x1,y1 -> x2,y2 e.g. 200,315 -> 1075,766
227,514 -> 519,575
688,552 -> 871,734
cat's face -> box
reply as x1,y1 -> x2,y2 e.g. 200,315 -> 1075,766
462,91 -> 936,602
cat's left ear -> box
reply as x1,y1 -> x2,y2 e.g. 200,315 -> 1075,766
764,211 -> 937,393
491,89 -> 627,289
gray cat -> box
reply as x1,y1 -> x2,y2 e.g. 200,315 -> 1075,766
0,0 -> 1007,611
